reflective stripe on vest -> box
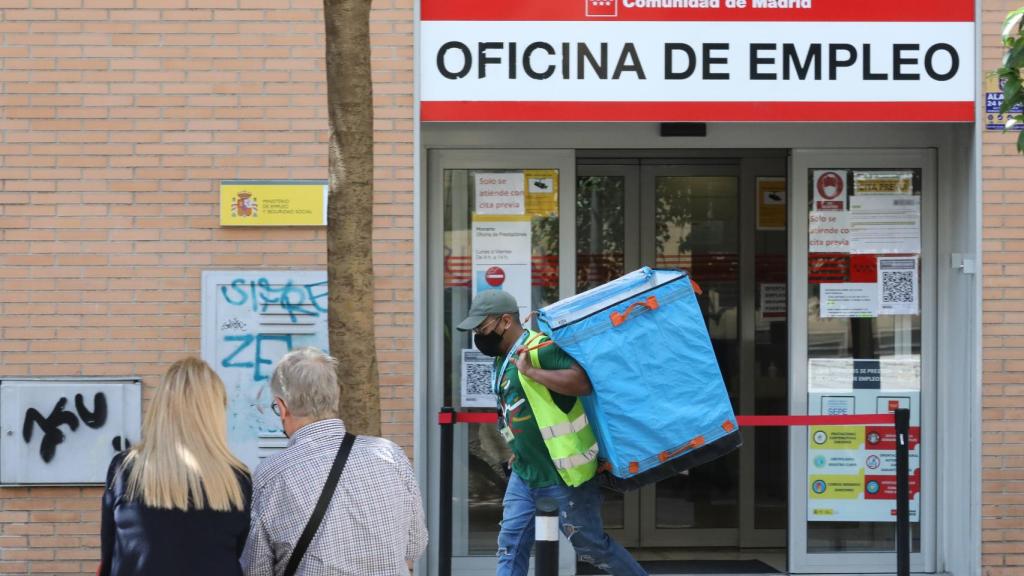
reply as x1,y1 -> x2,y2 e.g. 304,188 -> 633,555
539,412 -> 590,442
552,442 -> 599,472
517,330 -> 599,487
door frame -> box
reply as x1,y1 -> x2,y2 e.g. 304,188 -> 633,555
426,149 -> 579,574
787,149 -> 938,574
576,156 -> 788,550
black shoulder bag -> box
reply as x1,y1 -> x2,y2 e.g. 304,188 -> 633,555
282,432 -> 357,576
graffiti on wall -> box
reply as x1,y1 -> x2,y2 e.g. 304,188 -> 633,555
202,271 -> 328,472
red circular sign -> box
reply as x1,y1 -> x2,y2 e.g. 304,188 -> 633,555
485,266 -> 505,287
816,171 -> 844,200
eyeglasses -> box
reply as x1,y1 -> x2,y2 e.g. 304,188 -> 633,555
271,399 -> 282,417
473,316 -> 500,335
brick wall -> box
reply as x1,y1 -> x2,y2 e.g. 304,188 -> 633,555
983,2 -> 1024,575
0,1 -> 414,573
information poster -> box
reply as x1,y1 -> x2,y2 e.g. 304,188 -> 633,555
475,173 -> 525,215
807,388 -> 921,523
759,283 -> 786,321
985,75 -> 1024,132
849,195 -> 921,254
820,283 -> 878,318
524,169 -> 558,217
461,349 -> 496,408
471,216 -> 532,323
757,177 -> 786,231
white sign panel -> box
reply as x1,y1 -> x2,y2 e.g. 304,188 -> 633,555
471,218 -> 533,322
1,379 -> 141,484
201,271 -> 328,472
461,349 -> 497,408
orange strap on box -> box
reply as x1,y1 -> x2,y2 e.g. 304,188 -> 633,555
658,436 -> 705,463
610,295 -> 659,327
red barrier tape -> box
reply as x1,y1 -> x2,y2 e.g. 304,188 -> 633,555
438,411 -> 896,427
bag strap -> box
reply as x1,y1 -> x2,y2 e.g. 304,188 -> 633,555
282,432 -> 356,576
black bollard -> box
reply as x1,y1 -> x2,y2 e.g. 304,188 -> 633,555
895,407 -> 910,576
438,408 -> 455,576
535,497 -> 560,576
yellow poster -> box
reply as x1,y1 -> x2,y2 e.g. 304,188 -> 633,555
220,181 -> 327,226
524,170 -> 558,218
756,177 -> 786,231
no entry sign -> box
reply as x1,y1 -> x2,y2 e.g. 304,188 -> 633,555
419,0 -> 975,122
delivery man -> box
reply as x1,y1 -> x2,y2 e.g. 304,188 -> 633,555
457,290 -> 648,576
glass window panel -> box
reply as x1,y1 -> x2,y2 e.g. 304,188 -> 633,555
443,168 -> 560,555
805,168 -> 923,554
654,174 -> 740,530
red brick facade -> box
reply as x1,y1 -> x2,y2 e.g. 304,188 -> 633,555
0,1 -> 413,573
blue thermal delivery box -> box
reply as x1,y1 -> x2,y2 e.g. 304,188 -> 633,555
537,267 -> 742,492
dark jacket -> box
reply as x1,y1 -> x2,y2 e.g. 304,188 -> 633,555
99,451 -> 252,576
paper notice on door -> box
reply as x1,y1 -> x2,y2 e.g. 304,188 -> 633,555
820,283 -> 878,318
853,171 -> 915,195
809,211 -> 851,253
461,349 -> 497,408
849,195 -> 920,254
760,283 -> 787,321
878,257 -> 919,315
757,177 -> 786,231
524,169 -> 558,218
471,216 -> 533,322
475,173 -> 525,215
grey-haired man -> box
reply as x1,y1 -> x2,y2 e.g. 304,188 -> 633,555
242,347 -> 428,576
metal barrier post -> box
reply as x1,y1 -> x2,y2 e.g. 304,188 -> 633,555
439,407 -> 455,576
535,497 -> 560,576
895,407 -> 910,576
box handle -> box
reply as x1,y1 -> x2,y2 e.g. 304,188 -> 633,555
610,295 -> 659,327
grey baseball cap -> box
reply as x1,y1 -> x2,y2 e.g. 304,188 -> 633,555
456,290 -> 519,331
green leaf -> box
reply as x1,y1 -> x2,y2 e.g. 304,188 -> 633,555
1016,131 -> 1024,154
1002,76 -> 1023,114
1004,9 -> 1024,42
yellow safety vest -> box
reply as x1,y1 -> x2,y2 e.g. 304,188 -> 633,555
517,330 -> 599,487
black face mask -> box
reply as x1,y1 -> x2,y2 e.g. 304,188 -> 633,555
474,323 -> 507,357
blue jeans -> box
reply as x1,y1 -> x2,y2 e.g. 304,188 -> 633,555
497,472 -> 647,576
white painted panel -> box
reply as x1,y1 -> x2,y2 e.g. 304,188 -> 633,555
201,270 -> 328,472
0,379 -> 141,485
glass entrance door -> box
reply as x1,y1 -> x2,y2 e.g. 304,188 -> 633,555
576,158 -> 788,551
788,150 -> 936,574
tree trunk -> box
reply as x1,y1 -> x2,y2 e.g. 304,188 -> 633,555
324,0 -> 380,436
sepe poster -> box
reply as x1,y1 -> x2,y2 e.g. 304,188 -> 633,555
807,388 -> 921,523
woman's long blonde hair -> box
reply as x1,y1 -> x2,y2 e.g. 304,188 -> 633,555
123,357 -> 248,512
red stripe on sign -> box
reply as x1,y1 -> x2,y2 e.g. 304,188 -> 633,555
421,101 -> 975,123
421,0 -> 973,22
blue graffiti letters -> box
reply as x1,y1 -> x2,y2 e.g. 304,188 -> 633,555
221,333 -> 294,381
220,278 -> 328,323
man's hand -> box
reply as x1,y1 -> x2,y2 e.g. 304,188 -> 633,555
514,347 -> 533,378
515,347 -> 592,397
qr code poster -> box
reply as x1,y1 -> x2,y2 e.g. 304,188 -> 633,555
878,257 -> 918,316
461,349 -> 497,408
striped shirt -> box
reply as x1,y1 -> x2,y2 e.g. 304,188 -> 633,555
241,419 -> 428,576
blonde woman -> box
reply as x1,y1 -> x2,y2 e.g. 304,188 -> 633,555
99,358 -> 252,576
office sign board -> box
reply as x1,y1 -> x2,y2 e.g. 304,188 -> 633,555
419,0 -> 975,122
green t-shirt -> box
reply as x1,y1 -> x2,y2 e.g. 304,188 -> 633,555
495,331 -> 577,489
